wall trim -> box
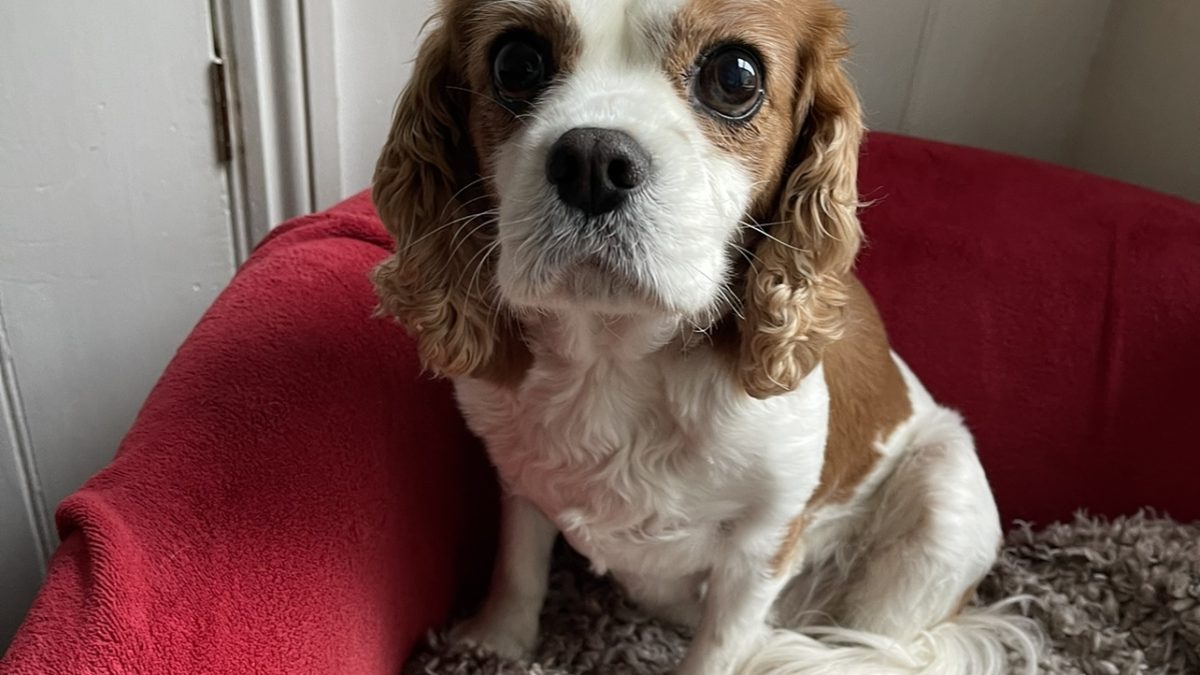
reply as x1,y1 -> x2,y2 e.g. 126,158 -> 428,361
211,0 -> 315,256
0,301 -> 53,570
300,0 -> 345,211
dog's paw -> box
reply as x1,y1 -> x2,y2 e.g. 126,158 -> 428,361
448,611 -> 539,661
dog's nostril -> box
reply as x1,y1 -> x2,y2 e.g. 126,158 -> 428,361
546,127 -> 651,216
608,158 -> 640,190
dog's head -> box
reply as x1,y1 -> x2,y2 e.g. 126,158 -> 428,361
374,0 -> 864,397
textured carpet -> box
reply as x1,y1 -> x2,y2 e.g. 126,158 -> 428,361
406,513 -> 1200,675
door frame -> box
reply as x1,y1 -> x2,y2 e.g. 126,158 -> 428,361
209,0 -> 344,258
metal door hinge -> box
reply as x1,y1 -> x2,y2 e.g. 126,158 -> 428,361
209,58 -> 233,163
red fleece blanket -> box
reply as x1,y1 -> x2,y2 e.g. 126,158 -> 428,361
3,133 -> 1198,674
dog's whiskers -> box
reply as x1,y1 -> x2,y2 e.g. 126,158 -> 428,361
741,220 -> 806,254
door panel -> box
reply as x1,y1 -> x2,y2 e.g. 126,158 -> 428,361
0,1 -> 237,647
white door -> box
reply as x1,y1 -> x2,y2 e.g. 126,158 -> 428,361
0,1 -> 238,647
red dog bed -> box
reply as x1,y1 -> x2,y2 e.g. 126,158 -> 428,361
3,133 -> 1198,674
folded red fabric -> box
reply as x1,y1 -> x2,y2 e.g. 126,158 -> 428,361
3,133 -> 1197,674
1,202 -> 498,674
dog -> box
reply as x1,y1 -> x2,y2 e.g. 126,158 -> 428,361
372,1 -> 1039,673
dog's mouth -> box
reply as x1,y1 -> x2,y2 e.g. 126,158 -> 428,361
549,255 -> 666,313
557,256 -> 644,300
500,236 -> 667,315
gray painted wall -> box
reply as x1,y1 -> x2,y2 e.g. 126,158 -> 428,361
1071,0 -> 1200,201
842,0 -> 1114,163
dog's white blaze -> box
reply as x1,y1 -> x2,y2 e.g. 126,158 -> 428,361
494,0 -> 753,317
566,0 -> 687,65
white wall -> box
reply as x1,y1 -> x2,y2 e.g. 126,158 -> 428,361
307,0 -> 434,207
317,0 -> 1194,202
1070,0 -> 1200,202
330,1 -> 434,199
843,0 -> 1114,163
841,0 -> 1114,163
0,1 -> 237,647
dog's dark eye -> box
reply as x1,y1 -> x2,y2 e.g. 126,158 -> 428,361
492,35 -> 553,105
694,46 -> 764,121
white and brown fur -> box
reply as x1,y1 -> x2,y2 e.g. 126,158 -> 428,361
372,1 -> 1039,673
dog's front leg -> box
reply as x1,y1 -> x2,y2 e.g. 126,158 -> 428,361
675,552 -> 789,675
450,494 -> 558,659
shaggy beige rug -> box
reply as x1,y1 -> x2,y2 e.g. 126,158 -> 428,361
406,513 -> 1199,674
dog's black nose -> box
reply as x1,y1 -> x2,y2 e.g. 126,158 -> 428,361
546,127 -> 650,216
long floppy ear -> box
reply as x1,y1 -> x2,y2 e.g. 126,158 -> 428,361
739,15 -> 864,399
372,13 -> 524,382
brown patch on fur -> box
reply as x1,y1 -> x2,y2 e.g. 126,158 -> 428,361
668,0 -> 866,399
461,0 -> 582,173
766,278 -> 909,576
770,512 -> 812,578
668,0 -> 829,208
809,277 -> 912,506
372,0 -> 579,387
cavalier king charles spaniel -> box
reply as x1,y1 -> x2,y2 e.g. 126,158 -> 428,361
372,1 -> 1039,673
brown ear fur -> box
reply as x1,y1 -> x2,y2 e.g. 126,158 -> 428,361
739,11 -> 865,399
372,10 -> 524,383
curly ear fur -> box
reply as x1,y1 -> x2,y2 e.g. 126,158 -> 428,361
739,14 -> 865,399
372,11 -> 525,383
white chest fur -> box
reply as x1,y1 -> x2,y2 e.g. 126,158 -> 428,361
455,315 -> 830,577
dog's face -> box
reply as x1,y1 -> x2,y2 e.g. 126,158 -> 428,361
374,0 -> 864,397
484,1 -> 769,317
